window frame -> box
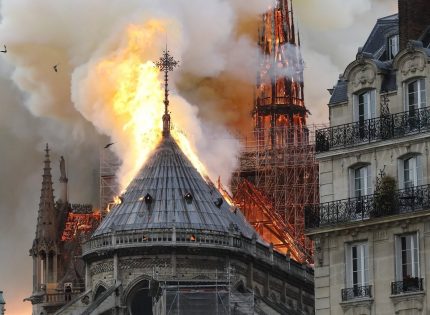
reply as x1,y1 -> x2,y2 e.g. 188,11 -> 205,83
353,89 -> 376,123
349,164 -> 373,198
398,154 -> 423,189
405,78 -> 426,112
395,232 -> 420,281
387,34 -> 399,60
345,242 -> 369,289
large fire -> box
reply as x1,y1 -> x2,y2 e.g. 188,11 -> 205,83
94,21 -> 208,190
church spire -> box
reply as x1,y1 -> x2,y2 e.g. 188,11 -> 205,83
155,46 -> 179,137
36,143 -> 56,241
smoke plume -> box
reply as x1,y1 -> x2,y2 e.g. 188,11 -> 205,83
295,0 -> 397,124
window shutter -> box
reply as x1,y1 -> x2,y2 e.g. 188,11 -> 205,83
353,94 -> 358,122
398,159 -> 405,189
395,236 -> 402,281
370,90 -> 376,118
349,168 -> 355,198
346,245 -> 353,288
414,232 -> 420,277
363,244 -> 369,285
366,165 -> 372,195
420,79 -> 426,109
416,155 -> 423,186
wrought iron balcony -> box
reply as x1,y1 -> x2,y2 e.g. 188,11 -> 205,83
316,107 -> 430,153
305,184 -> 430,229
341,285 -> 372,301
391,278 -> 424,295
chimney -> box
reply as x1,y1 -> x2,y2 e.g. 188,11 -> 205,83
399,0 -> 430,50
0,291 -> 5,315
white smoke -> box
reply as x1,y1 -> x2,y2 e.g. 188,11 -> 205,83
295,0 -> 397,124
0,0 -> 273,191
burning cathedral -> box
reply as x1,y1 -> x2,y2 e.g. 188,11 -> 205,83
25,1 -> 315,314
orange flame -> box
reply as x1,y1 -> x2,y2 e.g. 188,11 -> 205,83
94,21 -> 207,190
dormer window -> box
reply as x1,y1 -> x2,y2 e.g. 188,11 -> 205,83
388,34 -> 399,60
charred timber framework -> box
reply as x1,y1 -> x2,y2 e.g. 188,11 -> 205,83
233,126 -> 319,262
233,0 -> 317,263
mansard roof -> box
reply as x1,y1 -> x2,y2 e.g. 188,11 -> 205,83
329,14 -> 405,106
328,79 -> 348,105
93,136 -> 256,238
362,14 -> 399,60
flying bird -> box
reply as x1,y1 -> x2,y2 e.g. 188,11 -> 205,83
0,45 -> 7,53
53,64 -> 58,72
104,142 -> 115,149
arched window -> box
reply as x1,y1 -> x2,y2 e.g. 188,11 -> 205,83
126,280 -> 152,315
94,285 -> 107,300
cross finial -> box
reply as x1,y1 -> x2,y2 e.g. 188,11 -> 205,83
155,46 -> 179,137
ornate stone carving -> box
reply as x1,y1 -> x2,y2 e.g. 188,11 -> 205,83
341,298 -> 373,315
119,258 -> 169,270
314,237 -> 324,266
401,54 -> 425,77
374,230 -> 388,242
90,261 -> 114,275
391,292 -> 424,314
352,65 -> 376,89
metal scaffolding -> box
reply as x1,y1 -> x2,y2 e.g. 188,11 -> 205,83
231,0 -> 320,262
232,125 -> 319,262
154,269 -> 254,315
99,148 -> 121,213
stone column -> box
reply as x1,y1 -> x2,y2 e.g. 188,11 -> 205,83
247,262 -> 254,288
85,263 -> 92,289
113,253 -> 118,283
171,251 -> 177,278
53,253 -> 58,283
33,257 -> 37,292
37,257 -> 41,288
46,255 -> 50,283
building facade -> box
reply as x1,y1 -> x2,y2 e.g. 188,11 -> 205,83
306,1 -> 430,314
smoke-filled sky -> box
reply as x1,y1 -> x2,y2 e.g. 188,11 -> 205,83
0,0 -> 396,314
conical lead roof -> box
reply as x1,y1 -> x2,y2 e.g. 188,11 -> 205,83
93,136 -> 255,238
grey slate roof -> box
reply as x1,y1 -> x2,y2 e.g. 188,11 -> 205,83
328,80 -> 348,105
329,14 -> 399,106
93,136 -> 256,238
362,14 -> 398,60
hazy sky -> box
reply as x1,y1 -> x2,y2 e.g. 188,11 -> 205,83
0,1 -> 396,314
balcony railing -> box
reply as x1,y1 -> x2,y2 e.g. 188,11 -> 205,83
305,184 -> 430,229
391,278 -> 424,295
341,285 -> 372,301
316,107 -> 430,153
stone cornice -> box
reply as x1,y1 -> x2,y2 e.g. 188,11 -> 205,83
306,209 -> 430,238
